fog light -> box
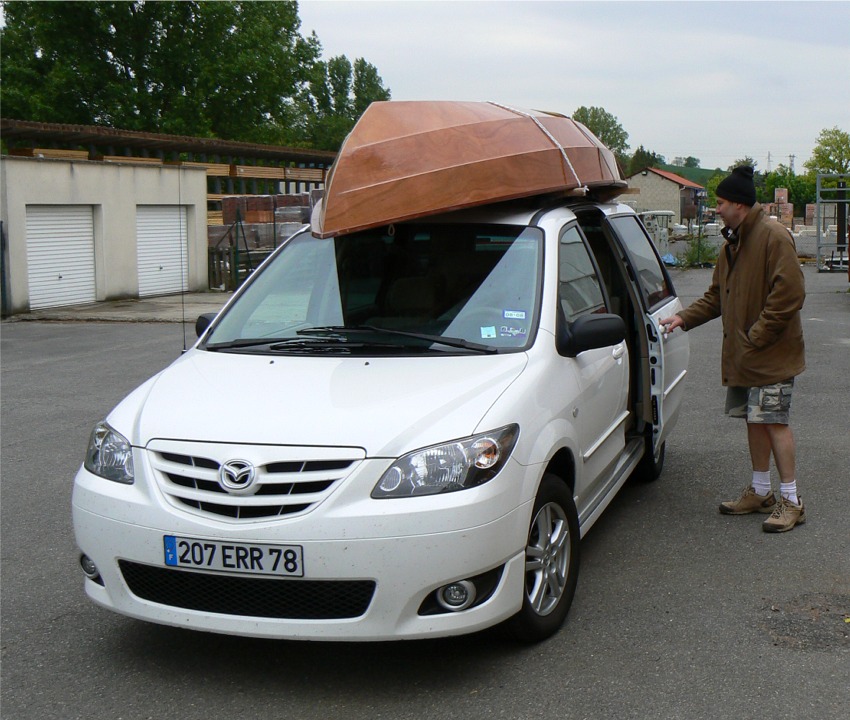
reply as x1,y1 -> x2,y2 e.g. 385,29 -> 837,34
80,554 -> 99,580
436,580 -> 476,612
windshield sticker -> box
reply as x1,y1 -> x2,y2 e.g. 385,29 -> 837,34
503,310 -> 526,320
500,326 -> 527,338
480,326 -> 497,339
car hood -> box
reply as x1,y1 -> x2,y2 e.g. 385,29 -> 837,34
111,350 -> 528,457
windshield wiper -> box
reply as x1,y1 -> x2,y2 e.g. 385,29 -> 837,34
205,338 -> 291,350
205,336 -> 346,351
296,325 -> 499,354
207,327 -> 499,355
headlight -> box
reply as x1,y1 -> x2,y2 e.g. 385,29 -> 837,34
372,424 -> 519,498
84,422 -> 135,484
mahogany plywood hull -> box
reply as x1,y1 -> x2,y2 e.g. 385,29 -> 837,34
314,101 -> 626,238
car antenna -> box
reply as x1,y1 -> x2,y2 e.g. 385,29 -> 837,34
179,163 -> 188,354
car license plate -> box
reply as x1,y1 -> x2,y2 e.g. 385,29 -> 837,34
163,535 -> 304,577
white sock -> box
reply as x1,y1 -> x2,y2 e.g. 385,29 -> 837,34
780,481 -> 799,505
752,470 -> 772,496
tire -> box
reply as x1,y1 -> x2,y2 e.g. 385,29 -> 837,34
505,474 -> 580,642
633,437 -> 666,482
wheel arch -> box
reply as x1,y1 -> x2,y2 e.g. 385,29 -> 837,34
543,447 -> 576,495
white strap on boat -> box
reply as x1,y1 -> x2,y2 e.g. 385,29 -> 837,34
488,101 -> 583,188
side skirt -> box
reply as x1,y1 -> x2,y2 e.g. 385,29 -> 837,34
576,437 -> 644,539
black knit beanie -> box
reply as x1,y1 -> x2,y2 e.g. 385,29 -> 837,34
716,166 -> 756,206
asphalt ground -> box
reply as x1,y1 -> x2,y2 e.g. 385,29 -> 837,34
7,289 -> 233,325
1,265 -> 848,720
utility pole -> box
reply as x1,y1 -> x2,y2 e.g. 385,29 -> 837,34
767,152 -> 772,172
789,154 -> 796,174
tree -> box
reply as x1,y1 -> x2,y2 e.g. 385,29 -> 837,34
728,156 -> 758,171
301,55 -> 391,151
352,58 -> 390,117
704,171 -> 725,206
572,106 -> 630,168
671,156 -> 701,167
1,2 -> 318,142
0,1 -> 390,149
762,165 -> 816,213
804,127 -> 850,175
627,145 -> 663,176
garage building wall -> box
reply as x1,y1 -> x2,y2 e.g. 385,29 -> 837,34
626,172 -> 683,223
1,155 -> 207,314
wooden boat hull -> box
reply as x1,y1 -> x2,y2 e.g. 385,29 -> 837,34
314,101 -> 625,238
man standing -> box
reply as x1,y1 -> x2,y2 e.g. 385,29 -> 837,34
661,166 -> 806,532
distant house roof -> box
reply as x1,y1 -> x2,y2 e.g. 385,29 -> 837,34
628,167 -> 704,190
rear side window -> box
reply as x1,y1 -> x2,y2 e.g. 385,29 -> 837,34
558,225 -> 605,322
608,216 -> 673,310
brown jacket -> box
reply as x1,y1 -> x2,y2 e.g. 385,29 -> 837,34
678,203 -> 805,386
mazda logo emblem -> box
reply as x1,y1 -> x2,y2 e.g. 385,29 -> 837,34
218,459 -> 257,494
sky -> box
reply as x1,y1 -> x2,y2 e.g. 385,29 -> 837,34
297,0 -> 850,172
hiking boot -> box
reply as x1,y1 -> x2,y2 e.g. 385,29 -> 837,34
718,486 -> 777,515
762,496 -> 806,533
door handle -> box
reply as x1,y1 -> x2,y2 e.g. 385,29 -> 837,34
612,344 -> 626,360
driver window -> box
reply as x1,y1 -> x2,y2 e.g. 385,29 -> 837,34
607,216 -> 673,310
558,225 -> 606,322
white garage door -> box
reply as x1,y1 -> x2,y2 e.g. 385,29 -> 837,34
26,205 -> 96,309
136,206 -> 189,297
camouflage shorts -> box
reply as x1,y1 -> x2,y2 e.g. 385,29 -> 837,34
725,379 -> 794,424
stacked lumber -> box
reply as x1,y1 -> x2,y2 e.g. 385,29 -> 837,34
9,147 -> 89,160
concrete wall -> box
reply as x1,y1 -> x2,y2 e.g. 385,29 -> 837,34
1,155 -> 207,314
626,172 -> 684,223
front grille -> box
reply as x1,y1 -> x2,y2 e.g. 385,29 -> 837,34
147,444 -> 361,521
119,561 -> 376,620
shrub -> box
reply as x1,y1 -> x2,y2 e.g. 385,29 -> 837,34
677,235 -> 719,267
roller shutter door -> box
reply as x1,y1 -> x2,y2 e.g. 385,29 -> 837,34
136,206 -> 189,297
26,205 -> 96,309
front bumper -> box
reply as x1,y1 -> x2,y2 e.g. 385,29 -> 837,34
72,465 -> 533,641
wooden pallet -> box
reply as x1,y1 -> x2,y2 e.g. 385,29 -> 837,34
231,165 -> 325,182
95,155 -> 163,164
232,165 -> 288,180
166,160 -> 232,177
9,147 -> 89,160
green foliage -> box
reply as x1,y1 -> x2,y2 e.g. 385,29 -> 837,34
671,156 -> 700,168
352,59 -> 390,117
703,171 -> 725,206
0,1 -> 391,150
2,3 -> 839,174
761,165 -> 816,212
804,127 -> 850,175
676,235 -> 719,267
658,163 -> 716,187
627,145 -> 663,176
301,55 -> 390,151
728,156 -> 758,171
572,105 -> 630,168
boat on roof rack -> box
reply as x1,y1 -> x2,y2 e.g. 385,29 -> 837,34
313,100 -> 628,238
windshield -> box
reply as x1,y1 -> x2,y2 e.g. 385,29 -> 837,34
204,222 -> 543,355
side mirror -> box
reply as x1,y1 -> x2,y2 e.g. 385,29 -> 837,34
195,312 -> 218,338
557,312 -> 626,358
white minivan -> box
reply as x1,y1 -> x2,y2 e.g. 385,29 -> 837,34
73,196 -> 689,642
